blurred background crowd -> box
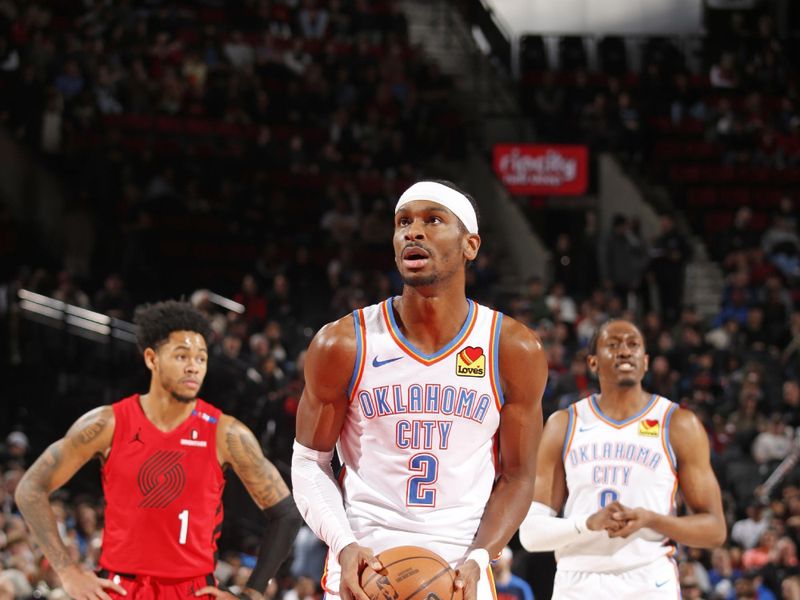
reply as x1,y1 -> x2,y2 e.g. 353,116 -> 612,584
1,0 -> 800,599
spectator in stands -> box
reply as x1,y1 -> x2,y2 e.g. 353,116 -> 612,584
235,274 -> 268,330
92,273 -> 132,320
520,276 -> 551,325
670,72 -> 706,125
649,213 -> 690,323
714,206 -> 760,262
710,51 -> 740,89
282,575 -> 316,600
779,381 -> 800,427
708,546 -> 741,598
491,547 -> 534,600
224,30 -> 255,70
54,59 -> 85,101
284,39 -> 312,76
290,525 -> 327,583
706,317 -> 744,355
298,0 -> 329,39
762,213 -> 800,279
572,211 -> 600,298
752,413 -> 795,465
266,275 -> 296,325
320,195 -> 360,245
544,281 -> 577,324
580,92 -> 612,150
761,536 -> 800,596
248,333 -> 271,367
743,306 -> 770,353
614,91 -> 642,162
682,547 -> 712,596
783,311 -> 800,376
549,233 -> 579,297
0,431 -> 29,469
743,529 -> 781,570
551,352 -> 597,411
603,214 -> 645,308
466,253 -> 499,307
52,271 -> 90,308
736,571 -> 776,600
677,573 -> 702,599
732,502 -> 771,550
644,354 -> 678,399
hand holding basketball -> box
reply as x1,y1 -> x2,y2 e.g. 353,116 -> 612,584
341,543 -> 383,600
453,558 -> 478,600
360,546 -> 459,600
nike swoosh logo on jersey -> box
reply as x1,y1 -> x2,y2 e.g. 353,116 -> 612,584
655,580 -> 669,588
578,425 -> 597,432
372,356 -> 403,367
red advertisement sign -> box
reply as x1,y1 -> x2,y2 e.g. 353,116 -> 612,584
493,144 -> 589,195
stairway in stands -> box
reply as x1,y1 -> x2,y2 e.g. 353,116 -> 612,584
399,0 -> 531,142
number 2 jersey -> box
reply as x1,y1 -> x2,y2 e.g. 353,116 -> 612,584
99,394 -> 225,578
322,298 -> 505,593
558,394 -> 679,572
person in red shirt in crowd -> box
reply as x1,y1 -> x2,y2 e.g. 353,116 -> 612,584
16,300 -> 301,600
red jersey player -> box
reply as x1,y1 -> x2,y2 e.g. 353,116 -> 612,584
16,300 -> 302,600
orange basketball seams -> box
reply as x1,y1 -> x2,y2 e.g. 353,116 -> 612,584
361,546 -> 458,600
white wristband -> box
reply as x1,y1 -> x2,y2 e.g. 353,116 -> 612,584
466,548 -> 490,571
572,515 -> 590,534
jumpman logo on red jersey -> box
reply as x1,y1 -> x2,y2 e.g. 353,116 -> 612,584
129,428 -> 144,445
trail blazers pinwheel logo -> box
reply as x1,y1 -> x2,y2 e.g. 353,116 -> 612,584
137,450 -> 186,508
456,346 -> 485,377
638,419 -> 660,437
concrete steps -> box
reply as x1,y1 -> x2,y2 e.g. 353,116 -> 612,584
684,239 -> 724,321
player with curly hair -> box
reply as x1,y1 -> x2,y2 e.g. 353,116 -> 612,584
17,300 -> 302,600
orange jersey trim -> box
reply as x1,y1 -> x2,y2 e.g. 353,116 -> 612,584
487,311 -> 503,412
486,565 -> 498,600
661,405 -> 679,476
348,309 -> 367,402
562,403 -> 579,461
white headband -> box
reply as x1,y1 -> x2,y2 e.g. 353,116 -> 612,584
395,181 -> 478,234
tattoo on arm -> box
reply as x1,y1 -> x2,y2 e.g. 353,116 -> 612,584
76,419 -> 106,445
225,424 -> 289,509
69,411 -> 110,449
16,443 -> 75,571
17,408 -> 112,573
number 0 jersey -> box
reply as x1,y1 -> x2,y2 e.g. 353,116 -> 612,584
323,298 -> 505,593
559,394 -> 679,573
99,395 -> 225,578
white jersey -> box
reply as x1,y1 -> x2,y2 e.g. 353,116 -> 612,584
322,298 -> 504,594
558,394 -> 679,573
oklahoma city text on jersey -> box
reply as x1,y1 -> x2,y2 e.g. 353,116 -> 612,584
356,384 -> 494,450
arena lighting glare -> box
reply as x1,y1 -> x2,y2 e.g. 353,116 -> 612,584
17,289 -> 137,343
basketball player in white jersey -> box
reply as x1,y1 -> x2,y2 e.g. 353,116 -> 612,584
291,180 -> 547,600
518,319 -> 726,598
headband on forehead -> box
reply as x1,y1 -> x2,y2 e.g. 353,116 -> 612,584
395,181 -> 478,234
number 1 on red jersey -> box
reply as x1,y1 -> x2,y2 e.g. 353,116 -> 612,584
178,509 -> 189,544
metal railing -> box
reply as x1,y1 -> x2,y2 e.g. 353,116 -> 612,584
18,289 -> 137,344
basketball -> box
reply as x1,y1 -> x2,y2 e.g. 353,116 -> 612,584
360,546 -> 459,600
